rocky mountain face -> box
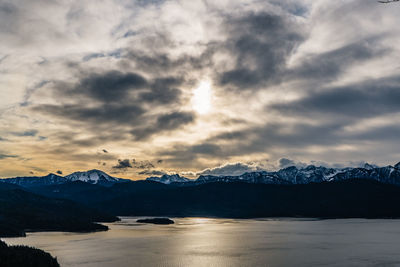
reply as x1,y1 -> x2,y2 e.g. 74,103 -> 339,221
146,174 -> 190,184
148,162 -> 400,186
0,170 -> 128,187
65,169 -> 127,186
0,173 -> 66,187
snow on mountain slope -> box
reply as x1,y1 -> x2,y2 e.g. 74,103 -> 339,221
146,162 -> 400,186
146,174 -> 190,184
0,173 -> 66,187
64,169 -> 126,185
0,169 -> 129,188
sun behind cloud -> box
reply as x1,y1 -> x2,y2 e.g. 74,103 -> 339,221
192,80 -> 212,115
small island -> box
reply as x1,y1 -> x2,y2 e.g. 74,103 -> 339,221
136,218 -> 174,225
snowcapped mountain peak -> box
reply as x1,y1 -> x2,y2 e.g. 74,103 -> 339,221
282,166 -> 298,171
146,174 -> 190,184
394,162 -> 400,169
304,165 -> 317,171
363,163 -> 375,170
65,169 -> 120,185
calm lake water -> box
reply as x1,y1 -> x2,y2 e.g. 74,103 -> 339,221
4,217 -> 400,267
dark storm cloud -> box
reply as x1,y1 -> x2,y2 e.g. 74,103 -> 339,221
277,158 -> 308,169
102,149 -> 108,153
33,69 -> 193,142
136,0 -> 165,6
11,130 -> 38,137
288,39 -> 387,82
50,70 -> 181,106
156,112 -> 194,131
278,158 -> 296,168
138,77 -> 183,104
159,120 -> 352,165
39,146 -> 116,162
348,124 -> 400,142
217,12 -> 303,89
82,53 -> 106,62
160,143 -> 222,165
0,2 -> 18,33
130,111 -> 195,140
127,50 -> 211,74
122,30 -> 137,38
34,103 -> 145,125
0,2 -> 16,14
217,122 -> 347,151
215,12 -> 388,92
56,170 -> 62,175
112,159 -> 132,169
270,1 -> 308,16
49,132 -> 123,149
0,153 -> 18,160
191,143 -> 222,154
69,70 -> 147,102
270,76 -> 400,119
132,159 -> 155,169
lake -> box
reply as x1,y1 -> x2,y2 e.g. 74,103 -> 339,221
4,217 -> 400,267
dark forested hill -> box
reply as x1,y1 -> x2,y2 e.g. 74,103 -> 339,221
0,240 -> 59,267
0,183 -> 118,237
93,179 -> 400,218
26,179 -> 400,219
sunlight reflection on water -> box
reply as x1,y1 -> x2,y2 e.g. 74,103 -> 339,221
4,217 -> 400,267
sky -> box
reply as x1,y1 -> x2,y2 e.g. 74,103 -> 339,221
1,0 -> 400,179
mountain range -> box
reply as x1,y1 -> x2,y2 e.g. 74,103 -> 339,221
2,162 -> 400,238
148,162 -> 400,186
1,169 -> 129,187
2,162 -> 400,188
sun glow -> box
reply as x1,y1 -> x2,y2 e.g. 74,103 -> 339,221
192,80 -> 212,114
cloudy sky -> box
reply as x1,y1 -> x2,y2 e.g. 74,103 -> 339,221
1,0 -> 400,178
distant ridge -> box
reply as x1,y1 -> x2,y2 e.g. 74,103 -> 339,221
2,162 -> 400,188
0,169 -> 129,187
146,174 -> 190,184
146,162 -> 400,187
0,173 -> 66,187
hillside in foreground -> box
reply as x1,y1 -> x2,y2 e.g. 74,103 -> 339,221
0,240 -> 59,267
